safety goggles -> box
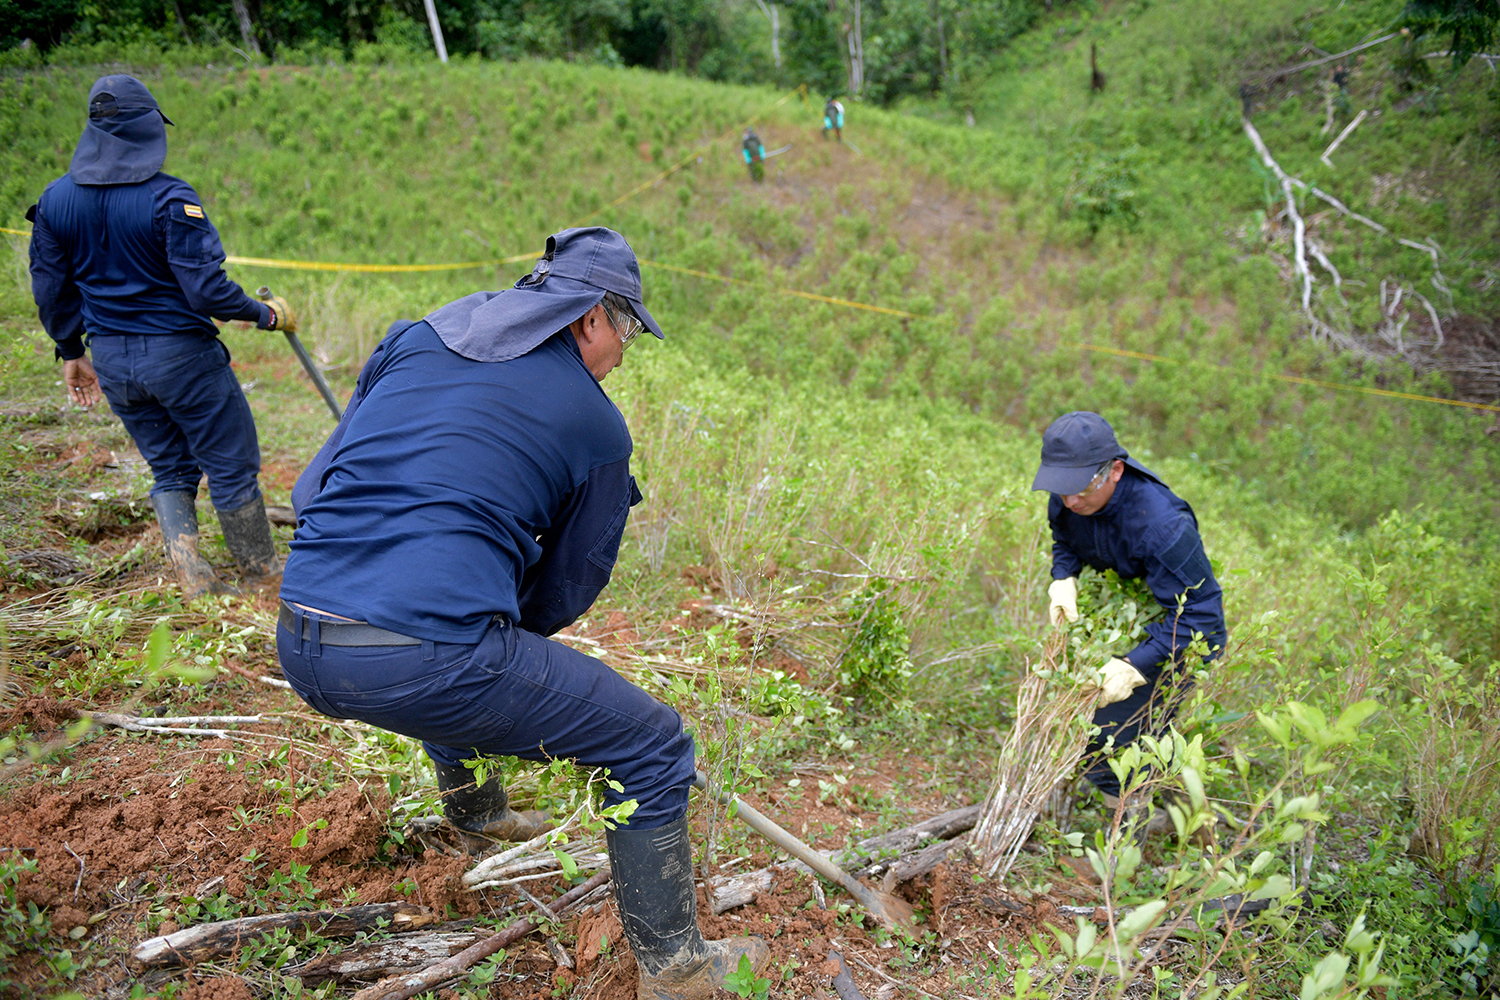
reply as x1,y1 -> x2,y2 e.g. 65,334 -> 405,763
602,293 -> 644,351
1065,461 -> 1115,500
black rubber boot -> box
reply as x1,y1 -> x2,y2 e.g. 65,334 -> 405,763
607,816 -> 770,1000
434,761 -> 553,849
150,492 -> 233,599
217,493 -> 279,580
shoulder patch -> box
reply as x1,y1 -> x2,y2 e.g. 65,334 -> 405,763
183,204 -> 204,219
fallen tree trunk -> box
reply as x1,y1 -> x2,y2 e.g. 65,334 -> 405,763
131,903 -> 436,968
350,869 -> 611,1000
289,931 -> 487,984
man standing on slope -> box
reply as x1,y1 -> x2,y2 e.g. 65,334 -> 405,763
28,74 -> 295,597
823,96 -> 845,141
1033,411 -> 1226,811
278,227 -> 769,1000
742,126 -> 767,182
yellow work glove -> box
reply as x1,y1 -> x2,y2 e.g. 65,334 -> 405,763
1095,657 -> 1147,706
262,295 -> 298,334
1047,576 -> 1079,625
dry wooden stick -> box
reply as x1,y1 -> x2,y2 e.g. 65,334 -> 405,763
90,712 -> 278,739
289,930 -> 486,984
350,869 -> 611,1000
131,903 -> 436,967
1320,108 -> 1369,166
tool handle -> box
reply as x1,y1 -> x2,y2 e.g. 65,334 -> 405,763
692,772 -> 865,894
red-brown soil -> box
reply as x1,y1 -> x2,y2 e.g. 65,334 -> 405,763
0,687 -> 1090,999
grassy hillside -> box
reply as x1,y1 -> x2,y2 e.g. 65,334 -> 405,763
3,17 -> 1498,543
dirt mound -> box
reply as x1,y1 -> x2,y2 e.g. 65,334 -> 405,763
0,734 -> 397,936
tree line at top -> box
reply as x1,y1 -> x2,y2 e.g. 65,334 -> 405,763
1,0 -> 1494,107
0,0 -> 1045,106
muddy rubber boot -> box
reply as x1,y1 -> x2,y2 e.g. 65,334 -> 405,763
607,816 -> 770,1000
434,761 -> 553,849
218,493 -> 280,581
151,492 -> 234,599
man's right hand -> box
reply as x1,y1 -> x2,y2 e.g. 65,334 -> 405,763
262,296 -> 298,334
1047,576 -> 1079,625
63,356 -> 101,408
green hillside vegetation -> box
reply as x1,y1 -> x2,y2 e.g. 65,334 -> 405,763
1,0 -> 1499,995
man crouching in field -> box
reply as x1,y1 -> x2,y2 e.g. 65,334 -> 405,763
277,227 -> 769,999
1034,411 -> 1227,818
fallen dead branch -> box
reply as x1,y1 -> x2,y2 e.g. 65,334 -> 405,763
89,711 -> 279,739
1320,108 -> 1369,166
1243,118 -> 1466,368
350,868 -> 611,1000
131,902 -> 436,968
833,804 -> 981,873
288,930 -> 487,984
1244,117 -> 1315,317
1247,32 -> 1399,83
461,805 -> 588,889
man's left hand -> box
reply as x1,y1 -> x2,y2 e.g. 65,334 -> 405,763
262,295 -> 299,333
63,357 -> 101,408
1095,657 -> 1147,706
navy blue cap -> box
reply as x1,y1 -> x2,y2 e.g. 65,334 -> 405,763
70,75 -> 173,187
535,227 -> 663,340
1031,411 -> 1127,494
425,227 -> 663,363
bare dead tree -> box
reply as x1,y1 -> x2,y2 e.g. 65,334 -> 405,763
754,0 -> 781,69
229,0 -> 261,56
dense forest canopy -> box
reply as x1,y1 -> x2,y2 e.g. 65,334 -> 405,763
4,0 -> 1042,104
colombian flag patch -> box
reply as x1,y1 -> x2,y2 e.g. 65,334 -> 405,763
184,204 -> 204,219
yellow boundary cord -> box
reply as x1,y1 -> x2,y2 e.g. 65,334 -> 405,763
219,251 -> 539,273
1078,342 -> 1500,414
7,139 -> 1495,415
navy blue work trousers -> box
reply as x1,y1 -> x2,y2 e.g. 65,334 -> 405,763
89,333 -> 261,510
1081,669 -> 1192,798
277,611 -> 696,829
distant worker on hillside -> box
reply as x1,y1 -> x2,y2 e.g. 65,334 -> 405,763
278,227 -> 771,1000
1033,412 -> 1225,818
823,96 -> 845,141
742,126 -> 767,182
27,74 -> 294,598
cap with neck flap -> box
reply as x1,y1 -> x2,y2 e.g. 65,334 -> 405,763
424,227 -> 665,363
69,74 -> 173,187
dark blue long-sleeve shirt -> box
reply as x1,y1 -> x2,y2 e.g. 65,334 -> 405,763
282,320 -> 641,644
29,172 -> 269,359
1049,469 -> 1226,678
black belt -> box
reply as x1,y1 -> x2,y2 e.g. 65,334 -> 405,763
278,602 -> 422,647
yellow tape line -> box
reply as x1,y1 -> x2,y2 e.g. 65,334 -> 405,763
222,251 -> 539,273
1079,342 -> 1500,414
1,227 -> 30,236
640,259 -> 924,319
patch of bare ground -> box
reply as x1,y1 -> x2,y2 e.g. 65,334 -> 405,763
0,679 -> 1109,999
